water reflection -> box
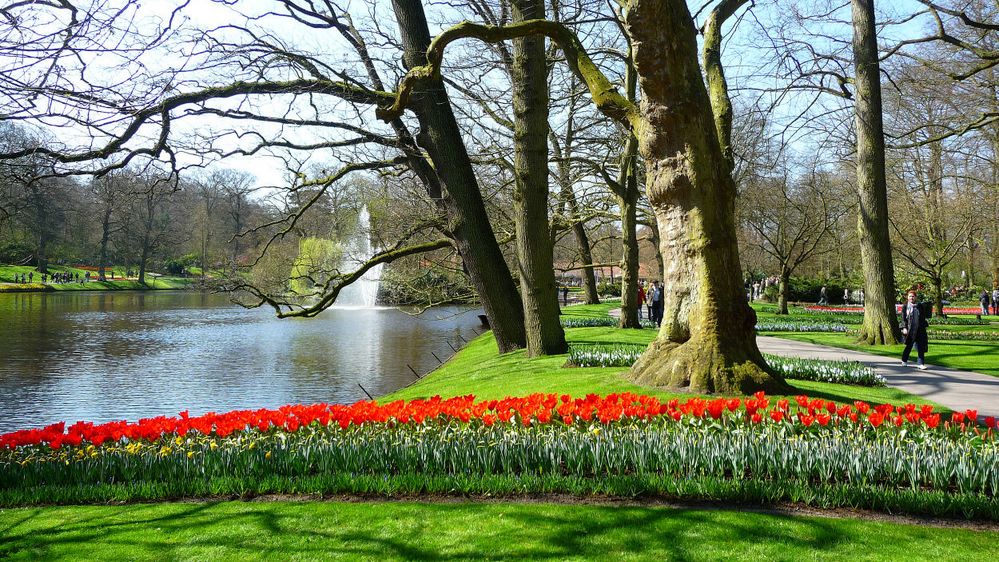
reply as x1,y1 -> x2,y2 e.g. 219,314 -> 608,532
0,291 -> 483,433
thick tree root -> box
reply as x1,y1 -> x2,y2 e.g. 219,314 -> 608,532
856,319 -> 900,346
629,335 -> 791,395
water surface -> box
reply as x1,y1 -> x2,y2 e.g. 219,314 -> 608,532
0,291 -> 483,433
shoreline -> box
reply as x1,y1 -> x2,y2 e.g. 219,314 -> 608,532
0,280 -> 202,294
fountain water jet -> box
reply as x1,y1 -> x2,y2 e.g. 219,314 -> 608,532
336,205 -> 383,308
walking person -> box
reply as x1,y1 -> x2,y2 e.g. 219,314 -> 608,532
980,290 -> 991,316
637,283 -> 645,320
650,280 -> 664,328
992,287 -> 999,316
900,290 -> 929,370
817,285 -> 828,305
645,282 -> 654,322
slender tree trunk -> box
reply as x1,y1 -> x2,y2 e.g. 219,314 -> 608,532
626,0 -> 787,394
138,195 -> 155,285
98,204 -> 112,282
646,217 -> 664,280
138,239 -> 149,285
510,0 -> 566,355
852,0 -> 901,345
932,275 -> 944,318
617,135 -> 641,329
617,48 -> 641,330
619,187 -> 641,328
573,219 -> 600,304
551,129 -> 600,305
35,235 -> 48,274
778,267 -> 790,315
392,0 -> 526,352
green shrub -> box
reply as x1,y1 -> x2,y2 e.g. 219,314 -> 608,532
596,281 -> 621,297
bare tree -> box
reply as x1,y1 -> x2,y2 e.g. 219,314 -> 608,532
741,165 -> 850,314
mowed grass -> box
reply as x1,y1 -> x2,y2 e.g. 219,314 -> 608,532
752,303 -> 999,378
383,302 -> 945,409
0,264 -> 196,291
1,501 -> 996,561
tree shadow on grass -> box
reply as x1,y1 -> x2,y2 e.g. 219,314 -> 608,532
0,500 -> 870,561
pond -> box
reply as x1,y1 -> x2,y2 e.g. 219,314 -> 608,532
0,291 -> 484,433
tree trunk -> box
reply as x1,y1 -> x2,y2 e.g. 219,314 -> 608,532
852,0 -> 901,345
98,204 -> 112,282
551,127 -> 600,306
138,239 -> 149,285
573,219 -> 600,304
617,46 -> 641,330
932,275 -> 944,318
619,185 -> 641,328
626,0 -> 787,394
509,0 -> 566,356
647,216 -> 664,280
392,0 -> 526,353
778,267 -> 790,315
617,134 -> 641,329
138,195 -> 155,285
35,235 -> 48,274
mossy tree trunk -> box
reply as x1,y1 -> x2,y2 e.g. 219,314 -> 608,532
626,0 -> 787,393
852,0 -> 901,345
510,0 -> 566,356
600,130 -> 641,329
392,0 -> 527,353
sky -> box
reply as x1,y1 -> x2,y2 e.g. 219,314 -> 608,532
0,0 -> 961,191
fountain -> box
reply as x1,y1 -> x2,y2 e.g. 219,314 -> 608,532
336,205 -> 383,308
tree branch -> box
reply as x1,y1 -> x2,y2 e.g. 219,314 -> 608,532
376,19 -> 639,129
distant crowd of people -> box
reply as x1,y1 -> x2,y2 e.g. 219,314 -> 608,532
9,271 -> 92,284
7,269 -> 136,285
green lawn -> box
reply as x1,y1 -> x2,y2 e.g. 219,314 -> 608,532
1,501 -> 995,561
0,264 -> 197,292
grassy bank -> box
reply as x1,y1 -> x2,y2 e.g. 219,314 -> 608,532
2,500 -> 995,561
0,264 -> 198,292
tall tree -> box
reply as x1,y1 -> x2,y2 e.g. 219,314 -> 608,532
509,0 -> 566,355
852,0 -> 902,344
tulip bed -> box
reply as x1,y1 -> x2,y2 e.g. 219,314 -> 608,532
2,393 -> 996,519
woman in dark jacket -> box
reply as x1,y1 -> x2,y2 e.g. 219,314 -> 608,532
901,290 -> 929,370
